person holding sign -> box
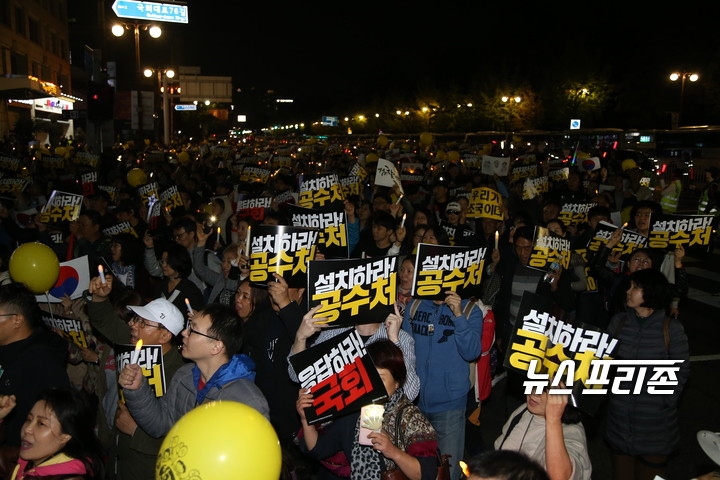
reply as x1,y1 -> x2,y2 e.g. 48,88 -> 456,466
85,276 -> 185,480
296,340 -> 440,480
119,303 -> 269,437
495,384 -> 592,480
605,269 -> 689,480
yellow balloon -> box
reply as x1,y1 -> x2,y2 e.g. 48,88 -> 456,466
448,150 -> 460,163
419,132 -> 433,147
126,168 -> 147,187
156,401 -> 281,480
177,151 -> 190,165
401,143 -> 411,151
9,242 -> 60,293
377,135 -> 389,147
437,150 -> 448,162
365,152 -> 379,163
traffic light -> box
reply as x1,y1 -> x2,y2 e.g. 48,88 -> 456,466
87,81 -> 115,120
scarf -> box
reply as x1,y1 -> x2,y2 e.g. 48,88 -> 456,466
13,453 -> 87,479
193,353 -> 257,404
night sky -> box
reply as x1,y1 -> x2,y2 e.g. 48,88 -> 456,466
105,1 -> 720,121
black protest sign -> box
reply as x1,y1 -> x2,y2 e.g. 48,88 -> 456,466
39,190 -> 83,223
41,313 -> 88,349
307,256 -> 397,327
528,226 -> 571,272
648,213 -> 715,250
558,202 -> 597,227
80,170 -> 98,196
289,329 -> 388,425
247,225 -> 319,287
503,291 -> 619,415
115,344 -> 166,397
236,196 -> 272,222
102,221 -> 138,238
298,173 -> 345,211
160,185 -> 184,212
587,221 -> 648,256
411,243 -> 486,300
287,204 -> 349,258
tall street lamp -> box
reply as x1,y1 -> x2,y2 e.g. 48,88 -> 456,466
144,68 -> 175,145
501,95 -> 522,145
669,71 -> 699,128
111,22 -> 163,135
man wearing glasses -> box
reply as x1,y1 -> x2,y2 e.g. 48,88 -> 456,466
0,283 -> 70,458
86,276 -> 185,480
118,303 -> 269,438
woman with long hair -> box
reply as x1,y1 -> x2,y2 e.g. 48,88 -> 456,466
153,242 -> 204,320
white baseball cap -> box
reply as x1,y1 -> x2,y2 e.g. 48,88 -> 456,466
127,298 -> 185,336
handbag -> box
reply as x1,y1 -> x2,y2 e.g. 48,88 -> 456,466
379,403 -> 451,480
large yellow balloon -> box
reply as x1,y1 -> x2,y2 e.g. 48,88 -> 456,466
127,168 -> 147,187
365,152 -> 379,163
177,151 -> 190,165
156,401 -> 281,480
9,242 -> 60,293
436,150 -> 448,162
377,135 -> 389,147
448,150 -> 460,163
419,132 -> 433,147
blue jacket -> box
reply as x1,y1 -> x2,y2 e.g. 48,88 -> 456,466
402,299 -> 483,414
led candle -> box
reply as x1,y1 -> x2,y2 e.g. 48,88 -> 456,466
184,298 -> 193,316
130,339 -> 143,365
98,265 -> 106,284
495,230 -> 499,249
400,213 -> 406,228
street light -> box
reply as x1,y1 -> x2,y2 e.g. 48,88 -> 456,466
669,71 -> 699,127
143,67 -> 176,145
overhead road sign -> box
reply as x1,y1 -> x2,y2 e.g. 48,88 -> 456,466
174,104 -> 197,111
112,0 -> 189,24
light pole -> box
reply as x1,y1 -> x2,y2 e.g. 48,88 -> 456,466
111,22 -> 163,136
501,95 -> 522,146
144,68 -> 175,145
669,71 -> 699,128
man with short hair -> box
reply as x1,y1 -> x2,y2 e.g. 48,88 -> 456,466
351,211 -> 397,258
0,282 -> 70,451
86,276 -> 186,480
118,303 -> 269,438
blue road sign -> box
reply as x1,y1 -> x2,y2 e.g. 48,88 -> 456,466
174,104 -> 197,111
112,0 -> 189,24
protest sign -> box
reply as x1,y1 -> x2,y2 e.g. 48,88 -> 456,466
98,185 -> 117,203
522,176 -> 549,200
236,196 -> 272,221
511,163 -> 537,183
0,154 -> 20,172
307,256 -> 397,326
548,167 -> 570,182
411,243 -> 486,300
41,313 -> 88,348
38,190 -> 83,223
116,343 -> 166,397
80,171 -> 97,196
298,173 -> 345,211
573,249 -> 598,293
289,329 -> 388,425
587,221 -> 648,256
557,202 -> 598,227
503,291 -> 619,414
648,213 -> 715,249
375,158 -> 403,194
248,225 -> 319,287
40,154 -> 64,169
466,187 -> 503,220
0,178 -> 30,194
160,185 -> 184,212
287,205 -> 349,258
137,181 -> 160,209
528,226 -> 571,271
481,155 -> 511,177
238,165 -> 271,184
73,151 -> 99,168
102,221 -> 138,238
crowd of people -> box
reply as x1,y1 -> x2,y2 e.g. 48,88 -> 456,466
0,133 -> 713,480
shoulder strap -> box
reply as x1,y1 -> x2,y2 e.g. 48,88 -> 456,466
663,316 -> 670,354
393,402 -> 412,447
498,406 -> 528,449
408,299 -> 422,321
461,299 -> 477,319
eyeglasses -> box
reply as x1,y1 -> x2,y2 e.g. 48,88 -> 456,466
173,231 -> 188,240
187,325 -> 220,341
0,313 -> 16,318
446,210 -> 460,215
129,316 -> 165,330
630,257 -> 651,265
